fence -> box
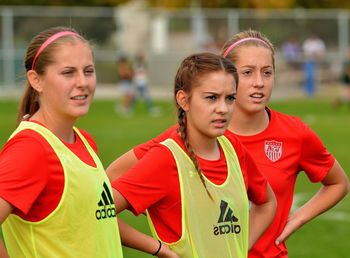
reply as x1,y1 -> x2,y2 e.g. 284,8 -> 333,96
0,4 -> 349,94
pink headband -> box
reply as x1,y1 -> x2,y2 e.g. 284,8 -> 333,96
31,31 -> 78,70
223,37 -> 270,58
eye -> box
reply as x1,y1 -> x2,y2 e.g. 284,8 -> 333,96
84,68 -> 95,75
226,94 -> 236,103
206,95 -> 217,101
263,69 -> 273,77
62,70 -> 74,76
241,69 -> 252,76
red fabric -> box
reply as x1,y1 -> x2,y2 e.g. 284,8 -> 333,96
229,108 -> 334,258
0,123 -> 98,222
114,130 -> 267,242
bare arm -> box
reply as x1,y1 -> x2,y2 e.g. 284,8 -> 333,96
248,183 -> 276,250
113,189 -> 179,258
275,160 -> 349,245
107,150 -> 138,181
0,197 -> 13,258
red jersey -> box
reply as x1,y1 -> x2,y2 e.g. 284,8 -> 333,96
113,130 -> 268,243
0,121 -> 97,221
226,108 -> 334,258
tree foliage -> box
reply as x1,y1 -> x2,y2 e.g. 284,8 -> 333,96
0,0 -> 349,8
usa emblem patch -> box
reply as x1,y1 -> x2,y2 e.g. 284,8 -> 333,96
264,140 -> 282,162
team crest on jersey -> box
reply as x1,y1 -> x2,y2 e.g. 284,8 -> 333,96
264,140 -> 282,162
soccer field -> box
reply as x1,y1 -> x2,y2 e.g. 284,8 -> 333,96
0,98 -> 349,257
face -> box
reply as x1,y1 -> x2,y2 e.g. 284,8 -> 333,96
178,71 -> 236,141
234,46 -> 274,114
33,39 -> 96,122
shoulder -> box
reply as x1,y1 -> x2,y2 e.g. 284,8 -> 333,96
5,129 -> 53,155
269,108 -> 307,133
76,128 -> 98,152
223,131 -> 245,154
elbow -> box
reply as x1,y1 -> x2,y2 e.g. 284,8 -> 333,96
343,178 -> 350,196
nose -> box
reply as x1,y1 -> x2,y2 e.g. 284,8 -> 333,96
216,98 -> 230,114
254,72 -> 264,88
76,71 -> 88,87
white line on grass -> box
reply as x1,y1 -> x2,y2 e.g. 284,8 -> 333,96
292,192 -> 350,222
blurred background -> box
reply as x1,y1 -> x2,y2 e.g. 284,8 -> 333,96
0,0 -> 349,100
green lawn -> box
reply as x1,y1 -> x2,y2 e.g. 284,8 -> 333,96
0,98 -> 349,258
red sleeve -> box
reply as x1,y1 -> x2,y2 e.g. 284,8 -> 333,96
227,133 -> 268,205
300,123 -> 335,182
0,131 -> 50,214
133,125 -> 178,159
113,144 -> 178,215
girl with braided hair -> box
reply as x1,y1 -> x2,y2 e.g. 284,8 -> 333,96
109,29 -> 349,257
111,52 -> 276,258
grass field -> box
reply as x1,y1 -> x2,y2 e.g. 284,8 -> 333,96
0,97 -> 349,258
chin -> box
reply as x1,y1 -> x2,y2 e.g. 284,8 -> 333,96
74,109 -> 90,118
212,128 -> 227,137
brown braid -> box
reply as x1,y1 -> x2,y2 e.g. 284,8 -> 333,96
174,52 -> 238,200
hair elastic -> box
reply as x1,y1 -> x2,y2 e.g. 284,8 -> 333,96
31,31 -> 78,70
223,37 -> 270,58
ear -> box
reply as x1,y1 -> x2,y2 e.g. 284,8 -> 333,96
176,90 -> 190,112
27,70 -> 43,93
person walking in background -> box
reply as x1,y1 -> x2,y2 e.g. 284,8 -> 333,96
333,48 -> 350,109
281,37 -> 301,70
222,29 -> 348,258
302,34 -> 326,97
116,54 -> 135,116
110,52 -> 277,258
0,26 -> 124,258
108,29 -> 349,258
133,52 -> 160,116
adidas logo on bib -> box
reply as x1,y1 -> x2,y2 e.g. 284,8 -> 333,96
95,182 -> 117,220
213,200 -> 241,236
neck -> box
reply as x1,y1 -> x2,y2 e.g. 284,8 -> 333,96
30,111 -> 76,143
229,107 -> 269,136
186,130 -> 220,161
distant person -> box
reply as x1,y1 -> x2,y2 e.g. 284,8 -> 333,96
133,53 -> 160,116
116,55 -> 135,116
281,37 -> 301,69
302,34 -> 326,96
333,48 -> 350,109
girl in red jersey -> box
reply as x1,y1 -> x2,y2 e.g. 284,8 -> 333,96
0,26 -> 177,258
111,52 -> 277,258
108,30 -> 349,258
222,29 -> 349,258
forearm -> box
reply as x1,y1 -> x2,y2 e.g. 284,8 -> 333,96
292,161 -> 349,226
248,184 -> 276,250
118,218 -> 179,258
291,182 -> 348,226
118,218 -> 160,254
0,240 -> 9,258
275,163 -> 349,245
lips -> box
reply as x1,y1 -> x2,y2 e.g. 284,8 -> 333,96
250,92 -> 264,99
212,119 -> 227,128
71,94 -> 88,100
